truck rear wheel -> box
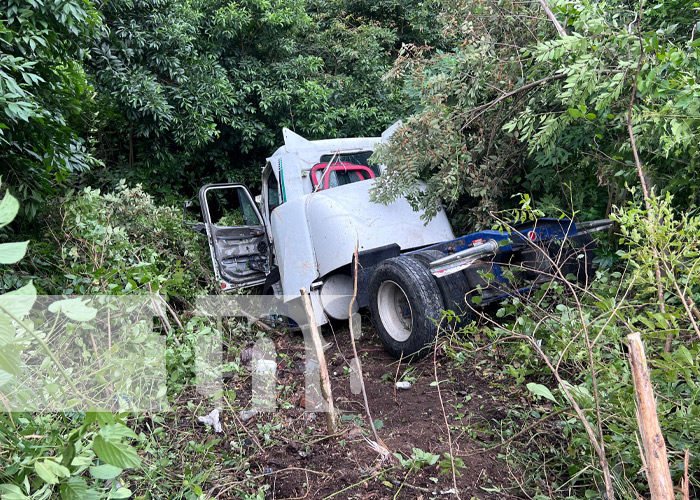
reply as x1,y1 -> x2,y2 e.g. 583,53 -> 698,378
369,255 -> 445,360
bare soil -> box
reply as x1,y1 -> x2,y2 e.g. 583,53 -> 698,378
156,321 -> 534,499
253,325 -> 521,500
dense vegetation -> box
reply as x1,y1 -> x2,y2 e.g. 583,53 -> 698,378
1,0 -> 699,498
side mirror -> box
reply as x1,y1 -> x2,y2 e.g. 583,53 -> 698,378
183,199 -> 206,233
183,200 -> 193,224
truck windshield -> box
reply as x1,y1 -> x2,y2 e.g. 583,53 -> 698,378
319,151 -> 381,177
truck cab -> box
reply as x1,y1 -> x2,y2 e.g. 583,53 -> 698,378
195,123 -> 455,327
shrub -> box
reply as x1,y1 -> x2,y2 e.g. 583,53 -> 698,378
29,180 -> 212,302
480,195 -> 700,498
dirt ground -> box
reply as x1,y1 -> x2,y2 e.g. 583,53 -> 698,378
160,320 -> 537,499
252,325 -> 520,500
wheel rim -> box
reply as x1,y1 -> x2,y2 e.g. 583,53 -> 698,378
377,280 -> 412,342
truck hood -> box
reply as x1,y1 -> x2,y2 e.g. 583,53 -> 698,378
304,179 -> 454,277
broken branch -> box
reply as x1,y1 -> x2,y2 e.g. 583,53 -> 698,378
300,288 -> 337,433
349,242 -> 391,457
537,0 -> 567,37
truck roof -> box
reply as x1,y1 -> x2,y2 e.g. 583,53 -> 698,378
265,122 -> 401,170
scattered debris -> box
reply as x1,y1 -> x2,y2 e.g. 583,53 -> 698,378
255,358 -> 277,375
239,409 -> 259,422
362,435 -> 392,461
197,409 -> 222,433
346,427 -> 364,440
395,381 -> 411,390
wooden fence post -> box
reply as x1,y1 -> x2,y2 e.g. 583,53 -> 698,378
300,288 -> 336,433
627,332 -> 674,500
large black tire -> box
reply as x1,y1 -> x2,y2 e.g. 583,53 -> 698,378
410,249 -> 474,321
368,255 -> 445,360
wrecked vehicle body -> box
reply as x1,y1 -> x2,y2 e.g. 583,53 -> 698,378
188,123 -> 609,359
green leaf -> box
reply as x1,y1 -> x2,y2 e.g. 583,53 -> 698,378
108,488 -> 132,499
60,443 -> 76,469
60,477 -> 88,500
0,346 -> 21,375
0,241 -> 29,264
0,314 -> 15,346
89,464 -> 122,480
0,191 -> 19,228
0,369 -> 13,387
526,382 -> 558,403
46,459 -> 70,478
101,423 -> 138,441
93,435 -> 141,469
48,298 -> 97,322
34,460 -> 64,485
0,484 -> 29,500
0,282 -> 37,319
675,346 -> 694,367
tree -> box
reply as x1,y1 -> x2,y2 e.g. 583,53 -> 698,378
0,0 -> 101,218
86,0 -> 449,197
371,0 -> 700,232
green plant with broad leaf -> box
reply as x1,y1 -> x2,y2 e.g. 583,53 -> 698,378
394,447 -> 440,472
1,182 -> 143,500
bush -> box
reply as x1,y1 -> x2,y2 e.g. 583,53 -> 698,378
479,195 -> 700,498
19,180 -> 213,302
0,181 -> 149,500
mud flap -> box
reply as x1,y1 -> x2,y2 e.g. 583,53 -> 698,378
352,244 -> 401,308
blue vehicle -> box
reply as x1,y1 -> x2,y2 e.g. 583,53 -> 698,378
355,217 -> 609,359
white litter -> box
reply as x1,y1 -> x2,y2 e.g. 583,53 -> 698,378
197,409 -> 222,433
395,381 -> 411,390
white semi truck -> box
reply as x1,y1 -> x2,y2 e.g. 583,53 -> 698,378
187,124 -> 606,359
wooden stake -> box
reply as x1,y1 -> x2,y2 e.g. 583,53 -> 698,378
300,288 -> 336,433
627,332 -> 674,500
681,449 -> 690,500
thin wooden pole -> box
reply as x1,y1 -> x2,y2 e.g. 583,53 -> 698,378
538,0 -> 568,37
300,288 -> 336,433
627,332 -> 674,500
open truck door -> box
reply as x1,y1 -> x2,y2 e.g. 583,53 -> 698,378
199,183 -> 271,291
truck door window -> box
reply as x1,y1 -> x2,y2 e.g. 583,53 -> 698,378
267,173 -> 280,214
206,187 -> 262,227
